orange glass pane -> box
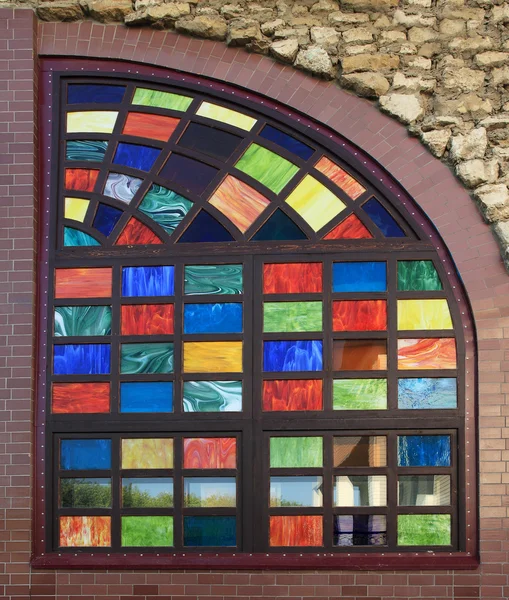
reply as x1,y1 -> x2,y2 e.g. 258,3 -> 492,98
263,263 -> 322,294
315,156 -> 365,200
398,338 -> 457,370
262,380 -> 322,411
59,516 -> 111,547
270,515 -> 323,546
65,168 -> 99,192
116,217 -> 162,245
333,340 -> 387,370
332,300 -> 387,331
324,214 -> 373,240
55,268 -> 112,298
183,438 -> 237,469
121,304 -> 174,335
52,382 -> 110,413
123,112 -> 180,142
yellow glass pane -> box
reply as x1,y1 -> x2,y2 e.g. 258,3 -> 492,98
285,175 -> 346,231
67,111 -> 118,134
397,299 -> 453,330
121,438 -> 173,469
64,197 -> 89,222
183,341 -> 243,373
196,102 -> 256,132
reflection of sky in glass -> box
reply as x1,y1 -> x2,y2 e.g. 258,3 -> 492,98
270,476 -> 323,507
122,477 -> 173,497
184,478 -> 236,506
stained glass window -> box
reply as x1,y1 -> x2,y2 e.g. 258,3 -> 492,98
36,71 -> 473,567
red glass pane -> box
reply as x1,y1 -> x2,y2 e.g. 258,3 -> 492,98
59,516 -> 111,547
315,156 -> 365,199
183,438 -> 237,469
398,338 -> 457,370
64,168 -> 99,192
121,304 -> 174,335
262,379 -> 322,411
116,217 -> 162,245
324,214 -> 373,240
263,263 -> 322,294
123,112 -> 180,142
332,300 -> 387,331
55,268 -> 112,298
52,382 -> 110,414
270,515 -> 323,546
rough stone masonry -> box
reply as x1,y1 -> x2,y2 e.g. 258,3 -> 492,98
4,0 -> 509,266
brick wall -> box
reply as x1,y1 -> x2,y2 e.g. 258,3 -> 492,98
2,8 -> 509,599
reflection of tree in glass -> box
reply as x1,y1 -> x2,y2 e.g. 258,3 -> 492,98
122,483 -> 173,508
270,497 -> 303,507
185,493 -> 236,507
60,479 -> 111,508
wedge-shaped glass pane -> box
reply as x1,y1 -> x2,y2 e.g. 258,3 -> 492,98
60,478 -> 111,508
184,303 -> 243,334
398,378 -> 457,409
334,475 -> 387,507
334,515 -> 386,547
132,87 -> 192,111
398,475 -> 451,506
65,167 -> 99,192
180,123 -> 241,160
184,477 -> 236,507
333,262 -> 386,292
270,476 -> 323,507
64,197 -> 89,222
333,379 -> 387,410
235,144 -> 299,194
54,306 -> 111,337
184,264 -> 243,295
333,436 -> 387,467
251,209 -> 307,241
264,302 -> 322,332
66,140 -> 107,162
270,515 -> 322,547
184,516 -> 236,547
160,154 -> 218,196
122,266 -> 174,297
264,340 -> 323,372
139,185 -> 193,235
116,219 -> 162,246
53,344 -> 110,375
121,438 -> 173,469
333,340 -> 387,371
260,125 -> 314,160
398,260 -> 443,291
178,211 -> 234,243
68,84 -> 125,104
113,143 -> 160,172
197,101 -> 256,131
104,173 -> 143,204
398,435 -> 451,467
315,156 -> 366,200
122,477 -> 173,508
63,227 -> 100,247
270,436 -> 322,468
183,381 -> 242,412
67,111 -> 118,133
398,514 -> 451,546
121,516 -> 173,547
120,382 -> 173,413
363,198 -> 405,237
120,343 -> 174,374
60,439 -> 111,470
324,214 -> 372,240
123,112 -> 179,142
397,299 -> 453,330
60,516 -> 111,547
93,203 -> 122,237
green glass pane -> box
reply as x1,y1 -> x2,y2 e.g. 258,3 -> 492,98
397,260 -> 443,291
139,185 -> 193,236
333,379 -> 387,410
183,381 -> 242,412
184,264 -> 243,295
264,302 -> 322,333
63,227 -> 100,247
122,478 -> 173,508
270,437 -> 322,468
132,87 -> 193,111
120,343 -> 174,374
60,478 -> 111,508
54,305 -> 112,337
397,514 -> 451,546
121,516 -> 173,547
235,144 -> 299,194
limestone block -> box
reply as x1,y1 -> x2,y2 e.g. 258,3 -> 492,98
341,0 -> 398,11
493,4 -> 509,24
474,52 -> 509,68
379,93 -> 425,124
406,56 -> 432,69
456,159 -> 499,188
220,4 -> 244,18
295,46 -> 335,78
342,27 -> 373,44
310,0 -> 340,16
127,3 -> 190,26
37,1 -> 83,21
420,128 -> 451,157
438,18 -> 466,37
480,116 -> 509,131
261,19 -> 285,36
329,11 -> 369,25
341,72 -> 390,98
269,38 -> 299,63
408,27 -> 438,44
274,26 -> 310,45
441,7 -> 485,20
341,53 -> 399,73
345,44 -> 377,56
392,72 -> 435,92
227,19 -> 263,46
418,42 -> 441,58
475,184 -> 509,222
175,15 -> 228,40
379,30 -> 407,44
442,67 -> 485,92
450,128 -> 488,162
493,67 -> 509,87
448,36 -> 492,57
310,26 -> 340,52
393,9 -> 436,28
81,0 -> 132,22
456,94 -> 493,119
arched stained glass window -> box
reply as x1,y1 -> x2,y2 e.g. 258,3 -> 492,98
35,64 -> 476,569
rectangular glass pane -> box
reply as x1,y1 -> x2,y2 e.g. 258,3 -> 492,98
398,260 -> 443,291
333,379 -> 387,410
333,436 -> 387,467
53,344 -> 110,375
398,435 -> 451,467
121,304 -> 174,335
270,476 -> 323,507
332,262 -> 386,292
397,514 -> 451,546
398,475 -> 451,506
183,438 -> 237,469
262,379 -> 322,411
183,477 -> 236,507
184,516 -> 237,547
263,302 -> 322,332
398,338 -> 457,370
398,378 -> 457,409
263,263 -> 322,293
184,264 -> 243,295
184,303 -> 243,334
52,382 -> 110,414
334,515 -> 386,546
332,300 -> 387,331
67,111 -> 118,134
60,478 -> 111,508
121,516 -> 173,547
398,299 -> 453,330
60,439 -> 111,470
120,382 -> 173,413
270,436 -> 322,468
59,516 -> 111,547
183,341 -> 243,373
263,340 -> 323,372
121,438 -> 173,469
54,306 -> 111,337
55,267 -> 112,299
334,475 -> 387,507
333,340 -> 387,370
270,515 -> 323,547
122,477 -> 173,508
183,381 -> 242,412
121,266 -> 174,297
120,343 -> 174,374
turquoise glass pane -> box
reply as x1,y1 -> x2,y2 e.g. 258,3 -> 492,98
93,203 -> 122,237
183,381 -> 242,412
363,198 -> 405,237
120,343 -> 174,374
63,227 -> 101,247
113,143 -> 160,172
122,266 -> 174,296
66,140 -> 108,162
139,184 -> 193,235
120,382 -> 173,413
251,209 -> 307,241
184,303 -> 243,334
60,478 -> 111,508
398,378 -> 457,409
184,264 -> 243,295
263,340 -> 322,371
68,84 -> 125,104
53,344 -> 110,375
333,262 -> 386,292
398,435 -> 451,467
54,306 -> 111,337
183,516 -> 236,547
60,439 -> 111,470
179,211 -> 234,243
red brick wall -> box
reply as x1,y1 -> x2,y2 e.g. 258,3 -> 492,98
2,8 -> 509,599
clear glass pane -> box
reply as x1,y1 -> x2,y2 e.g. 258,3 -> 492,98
60,478 -> 111,508
183,477 -> 236,507
334,476 -> 387,507
398,475 -> 451,506
122,477 -> 173,508
333,436 -> 387,467
270,476 -> 323,507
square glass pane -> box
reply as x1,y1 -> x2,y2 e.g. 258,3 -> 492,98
398,475 -> 451,506
122,477 -> 173,508
60,478 -> 111,508
270,476 -> 323,507
334,475 -> 387,507
333,436 -> 387,467
183,477 -> 236,507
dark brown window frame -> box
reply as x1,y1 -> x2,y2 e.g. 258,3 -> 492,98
33,58 -> 478,570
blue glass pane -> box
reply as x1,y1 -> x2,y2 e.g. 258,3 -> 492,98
263,340 -> 323,372
184,516 -> 236,547
120,382 -> 173,413
67,84 -> 125,104
93,203 -> 122,237
398,378 -> 457,409
122,266 -> 174,297
259,125 -> 314,160
66,140 -> 108,162
251,209 -> 307,241
178,123 -> 241,160
363,199 -> 405,237
178,211 -> 234,243
53,344 -> 110,375
60,439 -> 112,470
113,143 -> 160,172
398,435 -> 451,467
184,303 -> 243,334
333,262 -> 386,292
63,227 -> 100,247
160,154 -> 218,195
